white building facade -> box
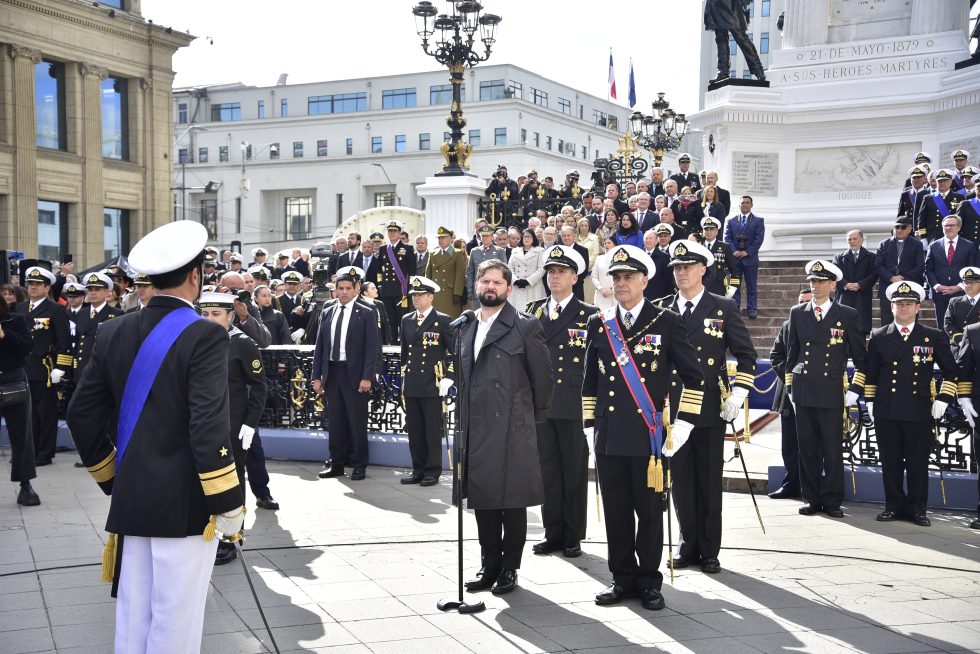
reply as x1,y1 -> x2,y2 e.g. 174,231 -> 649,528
172,64 -> 630,251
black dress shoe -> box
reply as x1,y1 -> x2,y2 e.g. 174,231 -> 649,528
970,518 -> 980,529
768,487 -> 800,499
640,587 -> 665,610
491,569 -> 518,595
464,568 -> 498,592
562,544 -> 582,558
876,510 -> 899,522
595,583 -> 632,605
16,483 -> 40,507
318,466 -> 344,479
798,503 -> 821,515
671,554 -> 699,569
532,539 -> 562,555
34,458 -> 52,467
701,558 -> 721,574
748,311 -> 758,319
256,495 -> 279,510
911,513 -> 931,527
74,461 -> 85,468
419,477 -> 438,487
349,466 -> 366,481
824,507 -> 845,518
214,543 -> 237,566
400,474 -> 423,485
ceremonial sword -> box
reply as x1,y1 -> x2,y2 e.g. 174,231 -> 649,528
224,532 -> 281,654
728,417 -> 766,534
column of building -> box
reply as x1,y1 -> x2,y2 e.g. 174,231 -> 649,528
79,62 -> 107,264
782,0 -> 829,48
909,0 -> 967,36
7,44 -> 41,254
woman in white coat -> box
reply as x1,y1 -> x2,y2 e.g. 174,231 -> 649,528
508,228 -> 546,310
590,236 -> 617,312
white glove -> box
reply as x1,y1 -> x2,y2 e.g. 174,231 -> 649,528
438,378 -> 454,397
238,425 -> 255,450
725,286 -> 737,298
290,328 -> 305,344
959,398 -> 977,429
721,387 -> 749,423
931,400 -> 948,421
215,506 -> 245,539
845,390 -> 859,407
49,369 -> 65,384
583,426 -> 594,441
663,420 -> 694,457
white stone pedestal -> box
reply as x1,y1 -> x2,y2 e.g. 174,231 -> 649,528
690,1 -> 979,260
416,174 -> 488,241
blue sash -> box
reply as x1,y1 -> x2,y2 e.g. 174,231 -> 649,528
385,244 -> 408,296
932,191 -> 951,218
969,198 -> 980,216
603,313 -> 663,458
115,308 -> 202,470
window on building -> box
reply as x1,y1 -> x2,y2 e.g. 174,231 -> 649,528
557,97 -> 571,115
429,83 -> 463,105
760,32 -> 770,54
479,79 -> 506,101
280,98 -> 288,117
37,200 -> 67,262
286,197 -> 312,240
507,80 -> 522,99
546,136 -> 552,151
178,148 -> 189,164
210,102 -> 241,122
293,141 -> 303,158
520,129 -> 527,144
198,147 -> 208,163
557,139 -> 564,153
730,69 -> 737,78
494,127 -> 506,146
200,199 -> 217,239
747,1 -> 754,13
729,35 -> 737,56
468,129 -> 480,147
346,138 -> 353,155
177,102 -> 188,124
375,192 -> 396,207
102,76 -> 128,160
419,133 -> 431,150
382,88 -> 417,109
761,0 -> 770,17
219,146 -> 228,162
101,0 -> 124,7
257,100 -> 265,119
533,132 -> 540,147
308,92 -> 367,115
530,87 -> 548,107
270,143 -> 280,159
395,134 -> 406,152
35,60 -> 66,150
443,131 -> 451,143
317,139 -> 328,157
593,110 -> 609,127
371,136 -> 382,153
581,145 -> 587,160
103,208 -> 129,261
245,144 -> 253,160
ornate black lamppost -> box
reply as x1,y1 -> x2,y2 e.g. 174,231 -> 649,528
629,92 -> 689,168
412,1 -> 501,176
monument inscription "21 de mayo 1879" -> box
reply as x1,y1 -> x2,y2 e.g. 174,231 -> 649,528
779,38 -> 949,83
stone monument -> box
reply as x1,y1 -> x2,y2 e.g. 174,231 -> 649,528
691,0 -> 979,259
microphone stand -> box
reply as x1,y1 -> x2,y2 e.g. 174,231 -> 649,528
437,316 -> 485,614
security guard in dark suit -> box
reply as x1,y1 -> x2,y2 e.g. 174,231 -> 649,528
954,323 -> 980,530
399,276 -> 455,487
700,217 -> 738,298
943,267 -> 980,345
865,280 -> 956,528
785,260 -> 867,518
73,272 -> 124,381
198,292 -> 268,565
377,220 -> 417,341
669,153 -> 702,194
583,244 -> 704,612
15,266 -> 73,466
657,240 -> 756,575
526,245 -> 597,559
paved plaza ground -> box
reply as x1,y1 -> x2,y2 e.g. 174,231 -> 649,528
2,437 -> 980,654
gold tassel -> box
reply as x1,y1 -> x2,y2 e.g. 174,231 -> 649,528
100,533 -> 116,583
743,397 -> 751,443
202,515 -> 217,541
647,456 -> 664,492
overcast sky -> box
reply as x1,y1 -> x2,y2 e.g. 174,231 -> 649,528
143,0 -> 705,114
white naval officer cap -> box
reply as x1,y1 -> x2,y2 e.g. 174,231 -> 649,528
667,240 -> 714,268
23,266 -> 56,285
804,259 -> 843,282
198,291 -> 236,311
606,244 -> 656,279
885,280 -> 925,303
128,220 -> 209,276
408,276 -> 441,294
541,245 -> 586,275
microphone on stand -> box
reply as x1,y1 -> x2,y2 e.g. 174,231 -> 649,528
450,310 -> 475,329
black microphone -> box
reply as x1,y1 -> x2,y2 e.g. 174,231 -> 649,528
450,310 -> 475,329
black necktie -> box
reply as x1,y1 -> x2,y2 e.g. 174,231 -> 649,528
554,303 -> 562,317
331,304 -> 345,361
683,300 -> 693,320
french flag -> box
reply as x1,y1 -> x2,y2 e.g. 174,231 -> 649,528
608,50 -> 617,100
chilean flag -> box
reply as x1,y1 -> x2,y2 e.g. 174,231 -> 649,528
608,50 -> 617,100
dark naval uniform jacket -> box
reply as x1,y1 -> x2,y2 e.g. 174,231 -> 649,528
73,302 -> 124,379
14,298 -> 73,383
703,239 -> 738,298
377,241 -> 417,299
897,186 -> 928,231
785,302 -> 867,408
657,292 -> 756,428
865,322 -> 956,424
66,296 -> 240,537
670,170 -> 702,194
956,196 -> 980,245
525,296 -> 598,421
943,294 -> 980,346
956,323 -> 980,405
917,190 -> 965,242
228,326 -> 267,488
399,309 -> 455,398
583,300 -> 705,456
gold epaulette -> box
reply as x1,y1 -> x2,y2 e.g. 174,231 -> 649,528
199,463 -> 238,496
583,396 -> 596,420
87,450 -> 117,483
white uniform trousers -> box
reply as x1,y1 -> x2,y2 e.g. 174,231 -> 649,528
115,535 -> 218,654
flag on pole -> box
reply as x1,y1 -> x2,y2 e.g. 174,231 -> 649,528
628,59 -> 636,108
608,50 -> 617,100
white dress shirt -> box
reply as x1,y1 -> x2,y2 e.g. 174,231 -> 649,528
676,287 -> 706,316
549,293 -> 573,316
329,298 -> 356,361
618,298 -> 645,325
811,298 -> 832,317
473,308 -> 503,359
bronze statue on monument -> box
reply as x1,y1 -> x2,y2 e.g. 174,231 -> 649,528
705,0 -> 766,84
